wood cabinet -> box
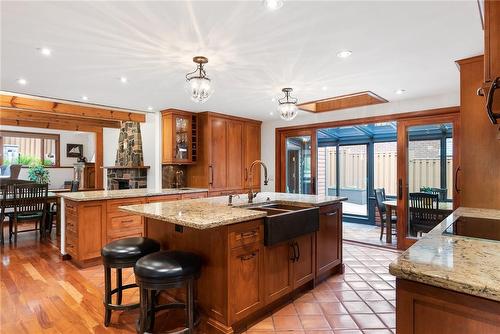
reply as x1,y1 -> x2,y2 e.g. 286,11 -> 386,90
65,200 -> 106,267
316,203 -> 343,279
484,0 -> 500,84
83,163 -> 95,189
161,109 -> 198,164
457,56 -> 500,209
264,233 -> 315,304
187,112 -> 261,194
396,278 -> 500,334
64,191 -> 208,267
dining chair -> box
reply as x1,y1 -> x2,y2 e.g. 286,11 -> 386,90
9,183 -> 48,243
46,181 -> 79,236
420,187 -> 447,202
409,192 -> 439,237
374,188 -> 397,241
9,164 -> 22,180
0,187 -> 7,245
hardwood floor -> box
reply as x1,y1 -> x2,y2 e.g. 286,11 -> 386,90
1,227 -> 399,333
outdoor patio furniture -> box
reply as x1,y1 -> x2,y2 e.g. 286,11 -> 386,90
374,188 -> 397,241
9,164 -> 22,180
420,187 -> 447,202
409,192 -> 440,237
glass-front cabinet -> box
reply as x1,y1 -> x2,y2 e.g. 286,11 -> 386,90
161,109 -> 197,164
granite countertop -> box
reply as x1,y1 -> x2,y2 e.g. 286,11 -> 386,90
119,192 -> 347,230
57,188 -> 208,201
389,207 -> 500,302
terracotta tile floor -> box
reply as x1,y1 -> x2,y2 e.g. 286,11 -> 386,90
343,222 -> 397,249
246,242 -> 399,334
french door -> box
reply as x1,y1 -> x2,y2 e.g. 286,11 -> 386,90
278,129 -> 317,194
396,114 -> 460,249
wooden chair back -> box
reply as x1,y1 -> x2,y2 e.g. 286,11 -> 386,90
409,208 -> 450,235
374,188 -> 387,216
9,164 -> 22,180
420,187 -> 447,201
409,192 -> 439,209
13,183 -> 48,216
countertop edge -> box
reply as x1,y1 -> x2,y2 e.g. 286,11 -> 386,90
57,188 -> 208,201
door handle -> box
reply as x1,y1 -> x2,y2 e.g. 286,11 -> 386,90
454,167 -> 461,193
208,165 -> 214,186
486,77 -> 500,124
289,243 -> 297,262
311,176 -> 316,194
398,179 -> 403,200
294,242 -> 300,262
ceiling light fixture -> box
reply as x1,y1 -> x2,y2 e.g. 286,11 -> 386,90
395,89 -> 406,95
17,78 -> 27,85
263,0 -> 284,10
337,50 -> 352,58
277,88 -> 299,121
120,76 -> 128,83
38,47 -> 52,56
81,95 -> 89,101
185,56 -> 213,103
147,106 -> 153,111
321,86 -> 328,91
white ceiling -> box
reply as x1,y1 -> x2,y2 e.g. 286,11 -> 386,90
0,1 -> 483,121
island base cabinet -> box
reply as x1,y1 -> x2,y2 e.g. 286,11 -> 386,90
316,203 -> 343,280
396,279 -> 500,334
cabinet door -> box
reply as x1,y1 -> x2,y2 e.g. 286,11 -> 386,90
316,204 -> 341,277
226,120 -> 244,190
292,234 -> 315,289
229,243 -> 264,322
78,201 -> 106,261
209,117 -> 227,190
243,122 -> 261,189
264,242 -> 293,304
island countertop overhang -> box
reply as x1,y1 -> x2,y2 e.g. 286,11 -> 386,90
118,192 -> 347,230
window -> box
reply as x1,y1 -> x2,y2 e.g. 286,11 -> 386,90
0,131 -> 60,167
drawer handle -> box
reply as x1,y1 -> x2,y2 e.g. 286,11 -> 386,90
239,230 -> 258,239
239,253 -> 256,261
121,219 -> 135,224
323,212 -> 337,216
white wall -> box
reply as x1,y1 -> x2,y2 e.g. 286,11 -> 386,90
260,92 -> 459,192
0,125 -> 96,189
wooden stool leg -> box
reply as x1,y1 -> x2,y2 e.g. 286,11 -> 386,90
138,287 -> 148,334
13,218 -> 18,244
186,279 -> 195,333
104,266 -> 112,327
116,268 -> 123,305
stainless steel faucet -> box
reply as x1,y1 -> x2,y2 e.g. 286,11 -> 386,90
247,160 -> 269,203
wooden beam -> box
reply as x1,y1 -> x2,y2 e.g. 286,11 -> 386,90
1,94 -> 146,123
0,118 -> 103,133
95,130 -> 104,189
0,108 -> 121,129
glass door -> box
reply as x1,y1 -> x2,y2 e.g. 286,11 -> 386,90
338,144 -> 368,217
397,115 -> 460,249
279,130 -> 317,194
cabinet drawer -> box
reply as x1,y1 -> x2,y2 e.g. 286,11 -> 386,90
146,194 -> 181,203
66,233 -> 78,256
181,192 -> 207,200
107,229 -> 144,243
228,220 -> 262,249
108,215 -> 143,233
65,202 -> 78,216
66,216 -> 78,234
107,198 -> 145,216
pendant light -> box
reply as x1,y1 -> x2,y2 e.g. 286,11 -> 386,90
263,0 -> 284,11
185,56 -> 213,103
277,88 -> 298,121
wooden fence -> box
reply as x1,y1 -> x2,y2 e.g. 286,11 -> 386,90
318,148 -> 452,199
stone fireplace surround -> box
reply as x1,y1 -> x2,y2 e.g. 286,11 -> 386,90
105,166 -> 149,190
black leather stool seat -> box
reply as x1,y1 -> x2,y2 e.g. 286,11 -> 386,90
135,250 -> 202,281
101,237 -> 160,267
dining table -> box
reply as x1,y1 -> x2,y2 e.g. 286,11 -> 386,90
382,200 -> 454,244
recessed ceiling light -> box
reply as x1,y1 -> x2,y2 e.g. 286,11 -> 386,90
263,0 -> 284,10
120,76 -> 128,83
17,78 -> 27,85
38,47 -> 52,56
81,95 -> 89,101
321,86 -> 328,91
147,106 -> 153,111
395,89 -> 406,95
269,111 -> 274,116
337,50 -> 352,58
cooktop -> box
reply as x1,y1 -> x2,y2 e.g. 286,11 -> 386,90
443,216 -> 500,241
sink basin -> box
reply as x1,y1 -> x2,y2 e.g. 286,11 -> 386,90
249,204 -> 319,246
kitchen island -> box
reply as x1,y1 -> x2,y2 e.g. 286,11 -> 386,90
120,192 -> 346,334
389,207 -> 500,334
57,188 -> 208,267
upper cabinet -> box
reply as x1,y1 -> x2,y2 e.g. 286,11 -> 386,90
481,0 -> 500,123
187,112 -> 262,193
161,109 -> 198,164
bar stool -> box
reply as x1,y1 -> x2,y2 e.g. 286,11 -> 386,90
134,250 -> 202,334
101,237 -> 161,327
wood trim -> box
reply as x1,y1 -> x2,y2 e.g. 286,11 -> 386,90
299,91 -> 388,113
1,93 -> 146,122
276,106 -> 459,132
0,118 -> 104,133
95,130 -> 103,189
0,108 -> 121,129
199,111 -> 262,125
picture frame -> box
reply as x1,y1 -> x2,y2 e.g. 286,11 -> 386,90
66,143 -> 83,158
